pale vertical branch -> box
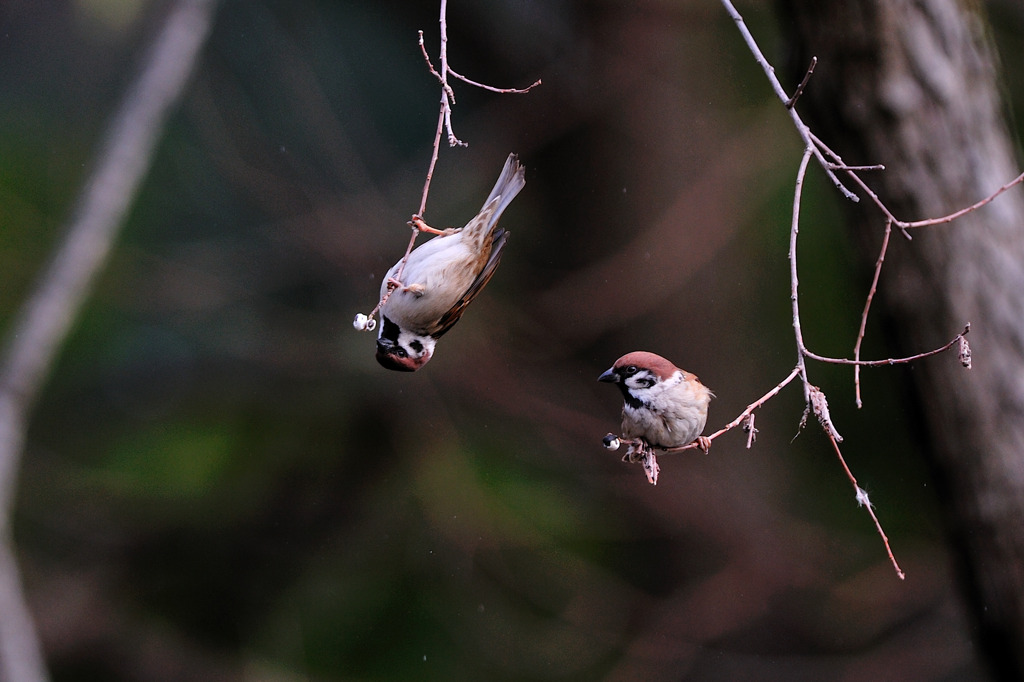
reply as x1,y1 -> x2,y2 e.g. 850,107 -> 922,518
789,144 -> 815,399
0,525 -> 42,682
0,1 -> 219,680
853,219 -> 892,407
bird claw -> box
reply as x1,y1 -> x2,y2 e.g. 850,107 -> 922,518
621,439 -> 659,485
386,277 -> 425,295
641,451 -> 660,485
410,215 -> 459,236
695,436 -> 711,454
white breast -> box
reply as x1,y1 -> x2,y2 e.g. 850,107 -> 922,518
380,232 -> 479,331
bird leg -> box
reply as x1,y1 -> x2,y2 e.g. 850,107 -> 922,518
386,277 -> 425,296
410,215 -> 460,236
622,439 -> 660,485
695,436 -> 712,454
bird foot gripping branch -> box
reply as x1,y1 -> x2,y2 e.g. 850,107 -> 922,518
630,443 -> 661,485
352,0 -> 538,356
598,351 -> 714,485
409,215 -> 459,236
603,435 -> 662,485
354,154 -> 526,372
601,434 -> 712,486
352,229 -> 465,343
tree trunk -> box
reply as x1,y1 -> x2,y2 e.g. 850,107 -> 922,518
776,1 -> 1024,678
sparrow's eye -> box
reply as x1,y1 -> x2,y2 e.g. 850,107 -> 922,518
623,365 -> 638,376
395,347 -> 408,358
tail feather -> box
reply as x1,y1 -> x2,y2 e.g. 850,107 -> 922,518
483,153 -> 526,223
463,153 -> 525,246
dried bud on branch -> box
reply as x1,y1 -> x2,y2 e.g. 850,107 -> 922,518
959,335 -> 972,369
808,385 -> 843,443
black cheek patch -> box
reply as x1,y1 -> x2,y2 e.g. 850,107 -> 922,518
380,315 -> 401,342
622,391 -> 644,410
409,339 -> 424,354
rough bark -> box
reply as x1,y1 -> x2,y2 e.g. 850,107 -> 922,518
776,1 -> 1024,678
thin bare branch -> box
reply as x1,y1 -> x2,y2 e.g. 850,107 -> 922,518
900,171 -> 1024,229
827,163 -> 886,172
853,219 -> 892,407
719,0 -> 857,201
448,67 -> 542,94
825,430 -> 905,580
786,56 -> 816,108
806,325 -> 970,367
790,144 -> 815,399
705,365 -> 803,442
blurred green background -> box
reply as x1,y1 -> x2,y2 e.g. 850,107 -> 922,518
4,0 -> 1023,679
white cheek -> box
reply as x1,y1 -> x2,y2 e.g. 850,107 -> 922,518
397,332 -> 435,359
624,377 -> 650,393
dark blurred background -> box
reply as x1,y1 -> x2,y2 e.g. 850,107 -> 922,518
3,0 -> 1023,679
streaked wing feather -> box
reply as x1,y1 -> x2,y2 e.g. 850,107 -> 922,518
430,229 -> 509,338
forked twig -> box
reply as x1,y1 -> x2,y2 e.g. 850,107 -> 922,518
786,56 -> 816,108
354,0 -> 539,332
413,0 -> 539,214
719,0 -> 856,201
605,0 -> 1020,580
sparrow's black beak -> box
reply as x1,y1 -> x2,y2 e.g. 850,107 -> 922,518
598,368 -> 618,383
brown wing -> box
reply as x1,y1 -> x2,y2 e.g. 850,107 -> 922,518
431,229 -> 509,338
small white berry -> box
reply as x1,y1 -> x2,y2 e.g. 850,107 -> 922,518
602,434 -> 621,451
353,313 -> 371,331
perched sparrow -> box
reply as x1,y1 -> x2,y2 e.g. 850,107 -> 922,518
376,154 -> 525,371
599,351 -> 714,452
